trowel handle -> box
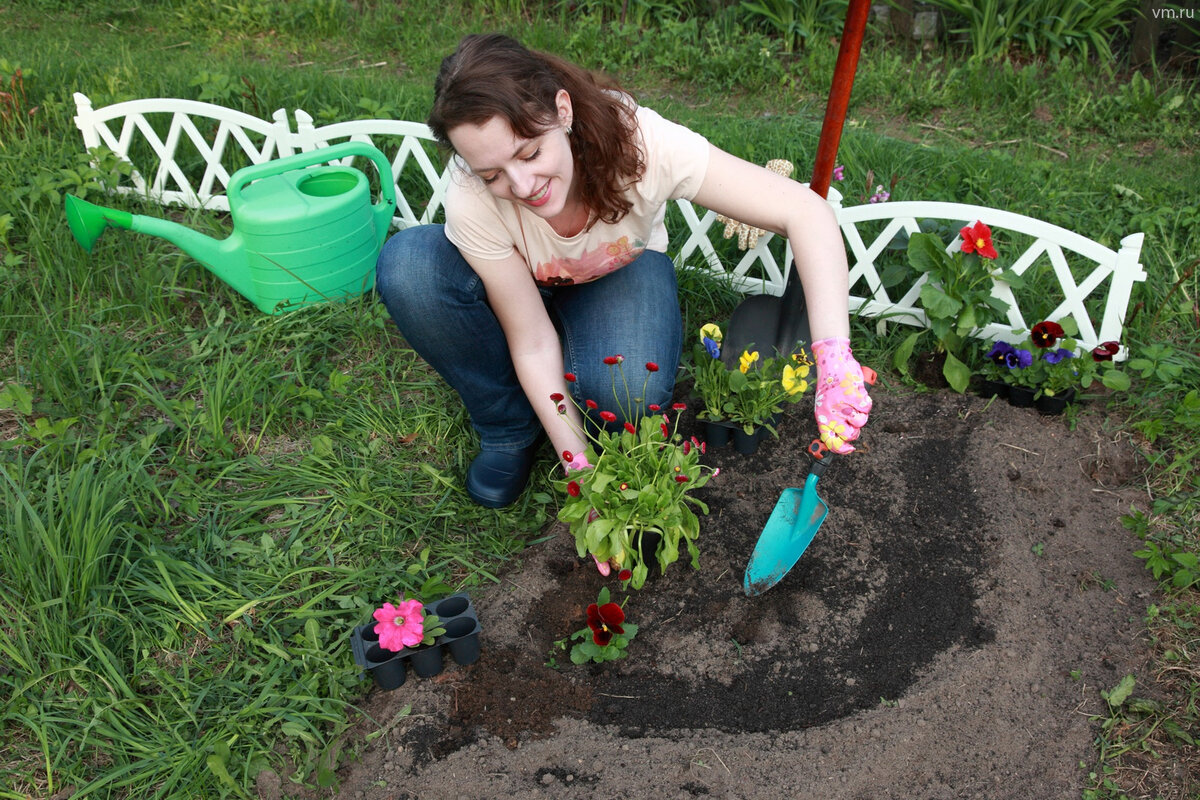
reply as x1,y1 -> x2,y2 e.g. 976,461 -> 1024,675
807,439 -> 834,478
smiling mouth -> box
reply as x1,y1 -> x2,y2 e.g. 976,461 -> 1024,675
525,181 -> 550,206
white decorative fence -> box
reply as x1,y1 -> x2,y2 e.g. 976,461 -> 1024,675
73,93 -> 1145,356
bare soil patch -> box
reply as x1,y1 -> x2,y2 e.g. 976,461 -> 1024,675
293,385 -> 1156,799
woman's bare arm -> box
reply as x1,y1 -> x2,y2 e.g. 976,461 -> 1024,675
690,144 -> 850,342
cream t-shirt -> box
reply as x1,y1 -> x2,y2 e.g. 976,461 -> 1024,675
443,104 -> 710,286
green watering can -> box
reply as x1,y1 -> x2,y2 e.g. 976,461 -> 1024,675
64,141 -> 396,314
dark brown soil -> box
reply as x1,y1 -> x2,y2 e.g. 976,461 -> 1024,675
268,384 -> 1156,800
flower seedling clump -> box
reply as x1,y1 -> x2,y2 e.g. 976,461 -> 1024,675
686,322 -> 812,433
982,318 -> 1131,398
568,586 -> 638,664
555,357 -> 720,590
898,220 -> 1024,392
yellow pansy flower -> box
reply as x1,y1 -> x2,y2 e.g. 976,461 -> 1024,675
739,350 -> 759,374
700,323 -> 723,344
782,364 -> 809,395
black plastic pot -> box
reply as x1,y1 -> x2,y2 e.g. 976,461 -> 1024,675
1035,389 -> 1075,416
1007,386 -> 1035,407
701,418 -> 737,448
733,424 -> 769,454
407,644 -> 444,678
431,595 -> 481,667
978,378 -> 1008,399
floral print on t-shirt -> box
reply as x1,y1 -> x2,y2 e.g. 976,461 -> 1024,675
533,236 -> 645,286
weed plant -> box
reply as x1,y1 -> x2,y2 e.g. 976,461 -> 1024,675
1,0 -> 1197,797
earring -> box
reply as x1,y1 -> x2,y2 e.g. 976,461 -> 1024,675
565,124 -> 573,135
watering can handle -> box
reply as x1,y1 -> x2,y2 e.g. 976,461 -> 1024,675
227,141 -> 397,221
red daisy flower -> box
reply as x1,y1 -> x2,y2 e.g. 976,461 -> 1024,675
550,392 -> 564,402
587,602 -> 625,646
624,422 -> 636,434
672,403 -> 687,411
959,221 -> 998,259
603,355 -> 624,365
645,362 -> 659,372
648,404 -> 661,411
564,373 -> 577,382
567,481 -> 581,497
599,411 -> 617,423
675,475 -> 690,483
618,569 -> 632,582
586,399 -> 598,410
562,450 -> 573,461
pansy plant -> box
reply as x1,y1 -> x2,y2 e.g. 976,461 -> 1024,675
685,322 -> 811,433
981,318 -> 1131,397
567,586 -> 639,664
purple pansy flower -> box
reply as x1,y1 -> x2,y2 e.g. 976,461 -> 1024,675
1004,349 -> 1033,369
1043,348 -> 1074,365
702,336 -> 721,359
986,341 -> 1015,364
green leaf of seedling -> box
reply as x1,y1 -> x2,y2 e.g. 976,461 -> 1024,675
942,351 -> 972,393
597,586 -> 610,605
1101,370 -> 1131,391
893,331 -> 921,376
907,232 -> 946,274
919,284 -> 963,321
955,304 -> 977,337
0,383 -> 33,415
1102,674 -> 1135,709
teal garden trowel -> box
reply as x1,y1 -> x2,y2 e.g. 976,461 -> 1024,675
743,366 -> 875,596
743,439 -> 837,596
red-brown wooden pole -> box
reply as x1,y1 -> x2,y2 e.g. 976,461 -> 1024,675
810,0 -> 871,200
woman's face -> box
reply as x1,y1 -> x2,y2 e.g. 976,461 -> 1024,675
448,90 -> 578,223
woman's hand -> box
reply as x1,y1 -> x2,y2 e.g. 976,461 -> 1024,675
564,451 -> 617,575
811,337 -> 873,454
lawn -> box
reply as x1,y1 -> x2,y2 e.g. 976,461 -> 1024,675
1,1 -> 1197,797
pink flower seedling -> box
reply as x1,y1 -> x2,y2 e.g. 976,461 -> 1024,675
373,599 -> 425,651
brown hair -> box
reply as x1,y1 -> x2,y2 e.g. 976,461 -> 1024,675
428,33 -> 645,226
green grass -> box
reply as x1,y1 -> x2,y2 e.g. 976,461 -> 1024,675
2,0 -> 1198,797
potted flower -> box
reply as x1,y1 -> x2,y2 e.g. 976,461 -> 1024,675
977,340 -> 1012,399
983,337 -> 1039,406
373,598 -> 447,678
897,220 -> 1024,393
1032,319 -> 1130,413
724,348 -> 812,453
686,323 -> 736,446
554,357 -> 720,590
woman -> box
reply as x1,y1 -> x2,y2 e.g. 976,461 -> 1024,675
376,33 -> 872,510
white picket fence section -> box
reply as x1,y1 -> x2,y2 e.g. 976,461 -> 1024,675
73,93 -> 1145,356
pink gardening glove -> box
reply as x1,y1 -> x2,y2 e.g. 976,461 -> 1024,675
811,337 -> 874,455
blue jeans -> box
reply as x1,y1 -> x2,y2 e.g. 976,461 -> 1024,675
375,224 -> 683,451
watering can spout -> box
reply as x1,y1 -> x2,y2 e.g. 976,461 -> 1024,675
65,194 -> 253,300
